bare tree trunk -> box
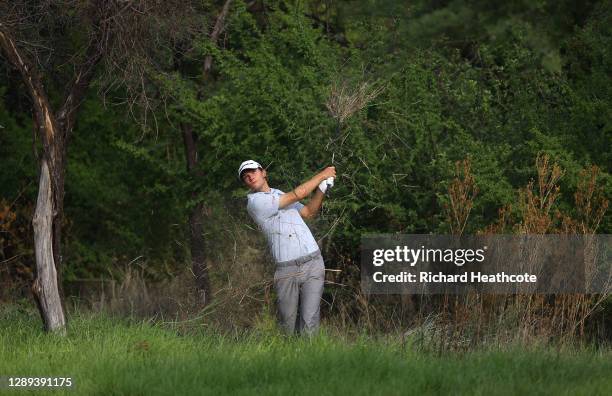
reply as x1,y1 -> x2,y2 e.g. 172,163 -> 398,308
189,202 -> 210,304
182,124 -> 211,306
1,20 -> 105,332
179,0 -> 232,305
0,26 -> 68,331
31,159 -> 66,333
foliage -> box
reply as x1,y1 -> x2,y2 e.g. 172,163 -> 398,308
0,1 -> 610,309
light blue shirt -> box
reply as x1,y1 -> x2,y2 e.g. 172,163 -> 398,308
247,188 -> 319,263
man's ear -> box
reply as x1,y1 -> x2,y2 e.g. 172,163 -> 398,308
262,168 -> 268,179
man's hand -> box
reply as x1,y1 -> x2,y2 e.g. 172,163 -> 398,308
318,179 -> 328,194
279,166 -> 336,209
301,167 -> 336,218
319,166 -> 336,181
318,177 -> 335,194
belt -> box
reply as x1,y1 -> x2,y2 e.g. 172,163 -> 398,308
276,250 -> 321,268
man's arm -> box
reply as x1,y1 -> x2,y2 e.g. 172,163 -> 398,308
279,166 -> 335,209
299,188 -> 325,219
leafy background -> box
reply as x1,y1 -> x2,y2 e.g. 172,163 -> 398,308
1,0 -> 610,293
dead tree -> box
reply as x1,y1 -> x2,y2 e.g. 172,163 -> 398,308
0,0 -> 204,332
0,5 -> 110,332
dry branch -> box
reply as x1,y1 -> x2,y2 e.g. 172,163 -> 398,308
325,79 -> 385,125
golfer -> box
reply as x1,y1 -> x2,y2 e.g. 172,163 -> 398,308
238,160 -> 336,335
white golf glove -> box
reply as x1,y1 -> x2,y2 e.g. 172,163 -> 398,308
318,177 -> 335,194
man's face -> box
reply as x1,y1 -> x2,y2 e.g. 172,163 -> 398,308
241,168 -> 267,191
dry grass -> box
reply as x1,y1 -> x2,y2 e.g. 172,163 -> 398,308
445,159 -> 478,236
320,154 -> 610,351
58,154 -> 610,348
325,79 -> 385,125
404,154 -> 609,349
81,209 -> 276,334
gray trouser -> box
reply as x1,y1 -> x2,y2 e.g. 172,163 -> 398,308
274,251 -> 325,335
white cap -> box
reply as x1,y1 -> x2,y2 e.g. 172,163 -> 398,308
238,160 -> 262,180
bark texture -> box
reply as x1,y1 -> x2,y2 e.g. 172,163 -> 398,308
182,124 -> 211,306
31,160 -> 66,333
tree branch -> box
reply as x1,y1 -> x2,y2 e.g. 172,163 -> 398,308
56,9 -> 112,136
203,0 -> 232,73
0,23 -> 57,145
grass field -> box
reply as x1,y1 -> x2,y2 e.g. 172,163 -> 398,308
1,305 -> 611,395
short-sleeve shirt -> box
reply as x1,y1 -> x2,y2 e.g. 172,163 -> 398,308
247,188 -> 319,263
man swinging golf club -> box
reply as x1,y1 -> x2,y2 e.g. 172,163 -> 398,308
238,160 -> 336,335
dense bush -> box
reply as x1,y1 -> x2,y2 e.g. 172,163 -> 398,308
1,1 -> 609,306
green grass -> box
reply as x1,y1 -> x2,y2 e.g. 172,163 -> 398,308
1,305 -> 611,395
